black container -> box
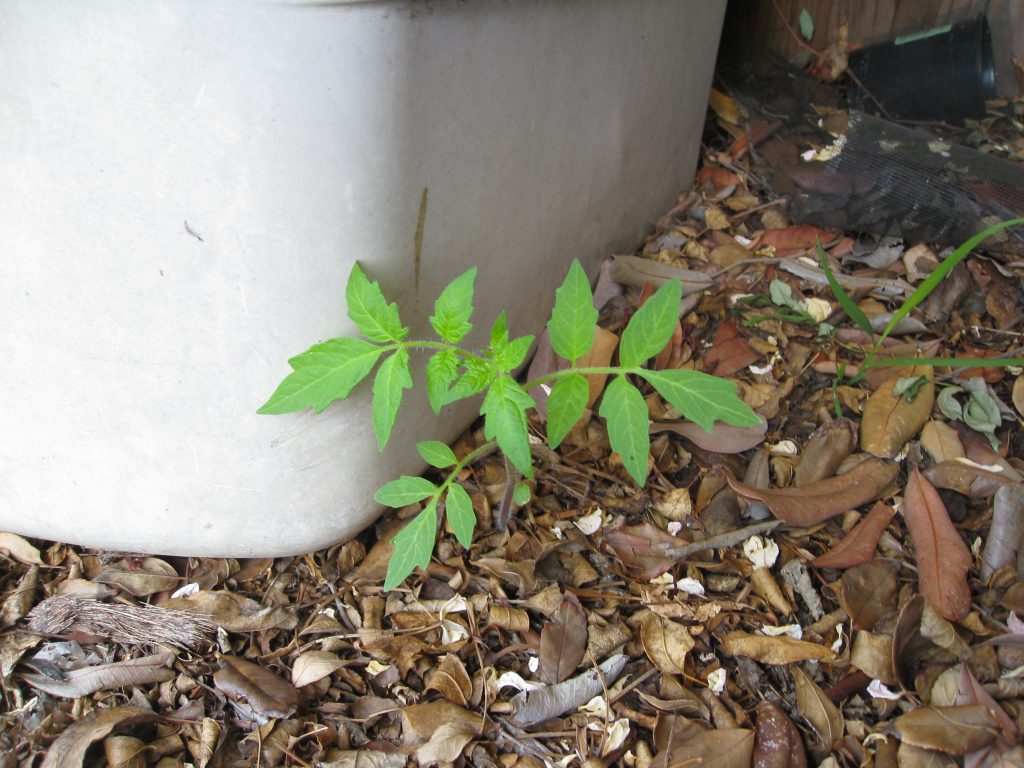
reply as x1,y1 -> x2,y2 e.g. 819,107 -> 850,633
847,15 -> 995,123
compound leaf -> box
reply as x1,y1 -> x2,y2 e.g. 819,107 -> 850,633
640,369 -> 760,432
619,278 -> 682,368
430,268 -> 476,344
446,357 -> 495,404
259,338 -> 383,414
371,348 -> 413,450
385,501 -> 438,590
444,483 -> 475,548
417,440 -> 458,469
374,476 -> 438,508
546,373 -> 589,449
481,375 -> 535,479
346,263 -> 408,343
548,259 -> 597,364
599,375 -> 650,485
425,349 -> 460,413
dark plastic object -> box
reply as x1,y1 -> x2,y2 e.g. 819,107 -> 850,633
848,15 -> 995,123
785,112 -> 1024,252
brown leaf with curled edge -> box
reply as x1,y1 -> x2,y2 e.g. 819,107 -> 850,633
956,662 -> 1019,748
726,457 -> 899,526
425,653 -> 472,706
923,461 -> 1014,499
540,591 -> 588,684
703,317 -> 760,377
720,632 -> 833,665
318,752 -> 407,768
577,327 -> 619,408
22,651 -> 176,699
213,655 -> 300,719
401,701 -> 481,745
604,522 -> 687,579
792,667 -> 844,749
794,419 -> 857,487
753,701 -> 808,768
41,706 -> 162,768
291,650 -> 346,688
894,705 -> 999,755
653,727 -> 754,768
861,366 -> 934,458
981,484 -> 1024,580
639,612 -> 695,675
904,467 -> 972,622
608,254 -> 712,294
651,416 -> 767,454
0,531 -> 45,565
838,561 -> 898,631
93,557 -> 181,597
811,502 -> 895,568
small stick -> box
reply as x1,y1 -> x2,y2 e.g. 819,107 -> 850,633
661,520 -> 781,560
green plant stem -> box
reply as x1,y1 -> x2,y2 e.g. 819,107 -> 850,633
864,357 -> 1024,370
524,366 -> 639,391
395,339 -> 490,364
435,439 -> 499,499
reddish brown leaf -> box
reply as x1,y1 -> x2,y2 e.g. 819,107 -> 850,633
213,655 -> 300,719
956,662 -> 1018,747
726,457 -> 899,527
703,318 -> 759,377
903,467 -> 972,622
811,502 -> 895,569
756,225 -> 839,256
753,701 -> 808,768
604,522 -> 687,579
838,561 -> 898,631
651,417 -> 767,454
539,591 -> 588,684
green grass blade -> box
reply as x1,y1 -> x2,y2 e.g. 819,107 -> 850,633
817,240 -> 873,338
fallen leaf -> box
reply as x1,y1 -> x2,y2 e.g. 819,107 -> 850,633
654,726 -> 754,768
22,652 -> 176,698
577,327 -> 619,408
980,483 -> 1024,580
753,701 -> 808,768
727,457 -> 899,526
923,460 -> 1014,498
956,662 -> 1018,747
1,565 -> 38,626
414,720 -> 478,767
41,706 -> 161,768
651,416 -> 767,454
487,605 -> 530,632
425,653 -> 472,706
639,612 -> 695,675
1014,375 -> 1024,418
93,557 -> 181,597
903,468 -> 972,622
894,705 -> 999,755
720,632 -> 833,664
794,418 -> 857,487
709,88 -> 741,124
511,654 -> 628,727
792,667 -> 843,748
702,318 -> 760,377
861,366 -> 934,458
851,631 -> 896,684
811,501 -> 895,568
401,701 -> 480,745
838,560 -> 898,631
608,254 -> 712,294
539,590 -> 588,684
920,420 -> 965,464
159,590 -> 297,631
291,650 -> 346,688
0,531 -> 45,565
213,655 -> 300,719
604,522 -> 689,579
757,225 -> 839,256
317,752 -> 407,768
103,735 -> 146,768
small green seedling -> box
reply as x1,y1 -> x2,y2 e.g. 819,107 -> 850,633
819,217 -> 1024,379
260,260 -> 759,589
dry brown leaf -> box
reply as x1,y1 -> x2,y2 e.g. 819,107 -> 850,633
726,457 -> 898,526
318,752 -> 407,768
922,460 -> 1015,499
291,650 -> 346,688
511,654 -> 627,727
811,501 -> 895,569
604,522 -> 688,579
54,578 -> 118,599
702,318 -> 760,377
414,720 -> 478,767
920,420 -> 965,464
838,560 -> 898,631
189,717 -> 221,768
720,631 -> 833,664
1013,375 -> 1024,418
22,651 -> 176,698
104,735 -> 146,768
956,662 -> 1019,748
0,531 -> 45,565
904,467 -> 972,622
753,701 -> 808,768
608,254 -> 712,293
651,416 -> 767,454
653,727 -> 754,768
981,483 -> 1024,580
93,557 -> 181,597
792,667 -> 843,749
639,612 -> 695,675
709,88 -> 741,124
487,604 -> 529,632
425,653 -> 472,706
400,701 -> 480,745
861,366 -> 934,457
794,418 -> 857,487
539,591 -> 588,684
0,630 -> 41,678
41,706 -> 162,768
851,631 -> 896,684
159,590 -> 297,631
757,225 -> 839,255
894,704 -> 999,755
1,564 -> 38,626
213,655 -> 300,719
578,327 -> 619,408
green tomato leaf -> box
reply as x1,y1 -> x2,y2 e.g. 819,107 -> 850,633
374,476 -> 438,507
598,375 -> 650,486
444,483 -> 475,548
259,338 -> 383,414
548,259 -> 597,363
417,440 -> 458,469
619,279 -> 682,368
481,375 -> 535,479
346,263 -> 408,343
639,368 -> 760,432
446,357 -> 495,404
371,348 -> 413,450
425,349 -> 460,413
490,311 -> 509,350
430,268 -> 476,344
493,335 -> 535,374
384,501 -> 438,590
546,373 -> 589,449
512,482 -> 531,506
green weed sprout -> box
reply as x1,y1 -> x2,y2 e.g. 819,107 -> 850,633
819,218 -> 1024,378
260,260 -> 760,589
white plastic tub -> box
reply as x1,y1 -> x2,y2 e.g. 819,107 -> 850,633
0,0 -> 726,556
